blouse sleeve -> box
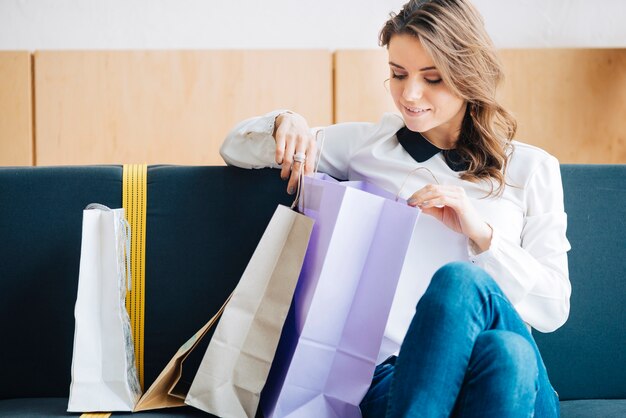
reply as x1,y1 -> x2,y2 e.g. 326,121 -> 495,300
219,109 -> 378,180
468,155 -> 572,333
219,109 -> 288,170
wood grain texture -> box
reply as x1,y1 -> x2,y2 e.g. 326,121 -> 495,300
0,51 -> 33,166
34,50 -> 332,166
498,49 -> 626,164
334,50 -> 396,125
334,48 -> 626,164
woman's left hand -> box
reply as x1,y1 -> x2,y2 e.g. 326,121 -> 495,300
407,184 -> 493,253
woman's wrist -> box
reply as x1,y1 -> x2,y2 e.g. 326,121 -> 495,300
470,222 -> 493,254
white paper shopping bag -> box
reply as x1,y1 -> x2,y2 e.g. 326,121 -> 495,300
68,204 -> 142,412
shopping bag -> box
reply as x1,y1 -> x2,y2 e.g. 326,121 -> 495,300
261,173 -> 468,418
133,295 -> 231,411
184,204 -> 314,418
68,204 -> 142,412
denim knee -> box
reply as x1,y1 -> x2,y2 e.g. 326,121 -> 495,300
473,330 -> 538,389
422,262 -> 497,308
433,261 -> 495,288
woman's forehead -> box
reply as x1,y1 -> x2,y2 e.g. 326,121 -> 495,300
388,34 -> 437,71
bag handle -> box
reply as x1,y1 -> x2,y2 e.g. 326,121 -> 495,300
395,166 -> 441,202
85,203 -> 111,211
314,128 -> 326,175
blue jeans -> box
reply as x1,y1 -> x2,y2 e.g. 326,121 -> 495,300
360,262 -> 560,418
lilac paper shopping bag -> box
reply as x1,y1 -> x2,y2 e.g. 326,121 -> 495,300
260,173 -> 420,418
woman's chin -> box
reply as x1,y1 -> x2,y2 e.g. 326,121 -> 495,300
402,119 -> 431,133
398,111 -> 428,131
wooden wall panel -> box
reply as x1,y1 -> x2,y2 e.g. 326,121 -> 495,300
34,51 -> 332,166
334,50 -> 396,124
334,49 -> 626,164
0,51 -> 33,166
498,49 -> 626,164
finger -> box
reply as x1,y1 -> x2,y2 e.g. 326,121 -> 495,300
407,185 -> 442,206
275,130 -> 286,165
422,186 -> 469,210
432,185 -> 466,200
293,136 -> 308,165
287,140 -> 307,194
304,136 -> 317,175
287,162 -> 303,195
420,195 -> 460,210
408,184 -> 464,207
419,205 -> 444,220
410,190 -> 439,205
287,168 -> 301,195
281,135 -> 296,181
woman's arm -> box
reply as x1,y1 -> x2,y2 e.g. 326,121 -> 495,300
219,109 -> 379,185
219,110 -> 289,170
469,155 -> 571,333
407,154 -> 571,332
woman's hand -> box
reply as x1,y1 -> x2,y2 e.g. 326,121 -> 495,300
273,112 -> 317,195
407,184 -> 493,253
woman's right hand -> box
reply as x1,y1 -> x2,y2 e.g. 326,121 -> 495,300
273,112 -> 317,195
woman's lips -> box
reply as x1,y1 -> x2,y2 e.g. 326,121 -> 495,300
403,105 -> 430,116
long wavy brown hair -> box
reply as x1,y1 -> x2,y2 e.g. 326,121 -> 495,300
380,0 -> 516,196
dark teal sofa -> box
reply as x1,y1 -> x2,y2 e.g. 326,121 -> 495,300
0,165 -> 624,417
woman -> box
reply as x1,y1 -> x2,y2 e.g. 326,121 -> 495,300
220,0 -> 570,416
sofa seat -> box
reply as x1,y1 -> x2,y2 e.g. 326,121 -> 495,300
560,399 -> 626,418
3,398 -> 626,417
0,398 -> 211,417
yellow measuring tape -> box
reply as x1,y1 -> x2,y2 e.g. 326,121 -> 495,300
123,164 -> 148,390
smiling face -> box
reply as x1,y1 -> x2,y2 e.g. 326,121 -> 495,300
388,33 -> 467,149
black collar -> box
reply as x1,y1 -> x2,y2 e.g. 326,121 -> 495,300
396,127 -> 469,172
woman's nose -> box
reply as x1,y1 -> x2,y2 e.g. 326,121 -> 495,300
402,79 -> 423,102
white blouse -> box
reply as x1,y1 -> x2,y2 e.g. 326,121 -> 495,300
220,110 -> 572,360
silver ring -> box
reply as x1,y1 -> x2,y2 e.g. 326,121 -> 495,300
293,152 -> 306,163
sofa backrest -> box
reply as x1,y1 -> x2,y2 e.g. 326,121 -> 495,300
0,166 -> 293,400
533,164 -> 626,400
0,165 -> 624,401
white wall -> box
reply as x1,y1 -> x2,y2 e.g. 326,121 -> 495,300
1,0 -> 625,50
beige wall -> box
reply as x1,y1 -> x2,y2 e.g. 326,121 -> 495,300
0,51 -> 32,166
34,50 -> 332,166
0,49 -> 624,166
498,49 -> 626,164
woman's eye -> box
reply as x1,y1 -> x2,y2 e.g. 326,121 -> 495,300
391,73 -> 442,85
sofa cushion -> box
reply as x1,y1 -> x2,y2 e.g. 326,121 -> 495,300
533,165 -> 626,400
0,398 -> 211,417
0,166 -> 123,399
3,398 -> 625,417
560,399 -> 626,418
